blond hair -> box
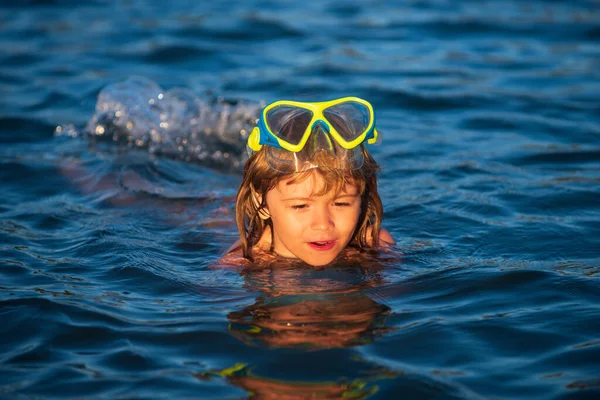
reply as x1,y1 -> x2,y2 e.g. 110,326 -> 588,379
235,145 -> 383,261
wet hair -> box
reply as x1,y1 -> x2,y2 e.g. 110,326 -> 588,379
235,145 -> 383,261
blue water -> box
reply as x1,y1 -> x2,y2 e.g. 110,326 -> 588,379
1,0 -> 600,398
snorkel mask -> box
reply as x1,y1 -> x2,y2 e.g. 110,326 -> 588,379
247,97 -> 379,173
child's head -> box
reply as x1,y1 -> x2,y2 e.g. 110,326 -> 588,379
235,97 -> 383,266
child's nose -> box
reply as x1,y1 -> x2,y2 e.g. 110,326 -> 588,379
310,207 -> 334,231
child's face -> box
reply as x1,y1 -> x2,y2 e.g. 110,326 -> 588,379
264,172 -> 361,266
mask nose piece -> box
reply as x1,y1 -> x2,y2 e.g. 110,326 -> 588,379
306,121 -> 335,155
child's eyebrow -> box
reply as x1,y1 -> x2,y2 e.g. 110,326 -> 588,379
281,193 -> 359,202
281,196 -> 313,202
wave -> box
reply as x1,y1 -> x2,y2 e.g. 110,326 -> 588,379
56,76 -> 263,173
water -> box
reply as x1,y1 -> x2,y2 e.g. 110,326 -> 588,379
1,0 -> 599,398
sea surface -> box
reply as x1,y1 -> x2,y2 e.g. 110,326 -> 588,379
1,0 -> 600,399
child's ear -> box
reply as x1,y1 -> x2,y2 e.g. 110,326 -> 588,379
251,190 -> 271,220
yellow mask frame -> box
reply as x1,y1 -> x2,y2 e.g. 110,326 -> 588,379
247,96 -> 379,153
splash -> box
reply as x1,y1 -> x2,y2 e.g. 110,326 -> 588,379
56,76 -> 262,172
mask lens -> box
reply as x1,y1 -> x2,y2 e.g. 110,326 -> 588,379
265,106 -> 313,145
323,101 -> 371,141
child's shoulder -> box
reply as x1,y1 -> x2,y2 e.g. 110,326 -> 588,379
215,233 -> 273,268
379,227 -> 395,246
367,226 -> 395,247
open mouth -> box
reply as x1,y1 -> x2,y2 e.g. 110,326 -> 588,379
308,240 -> 335,251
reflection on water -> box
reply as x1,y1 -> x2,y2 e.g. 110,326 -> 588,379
219,260 -> 395,398
229,259 -> 394,350
200,359 -> 394,400
229,291 -> 391,349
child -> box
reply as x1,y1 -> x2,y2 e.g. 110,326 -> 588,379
222,96 -> 394,267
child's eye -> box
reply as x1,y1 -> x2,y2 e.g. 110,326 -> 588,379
334,202 -> 351,207
291,204 -> 308,210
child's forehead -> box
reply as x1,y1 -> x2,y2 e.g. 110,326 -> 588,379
274,173 -> 359,197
